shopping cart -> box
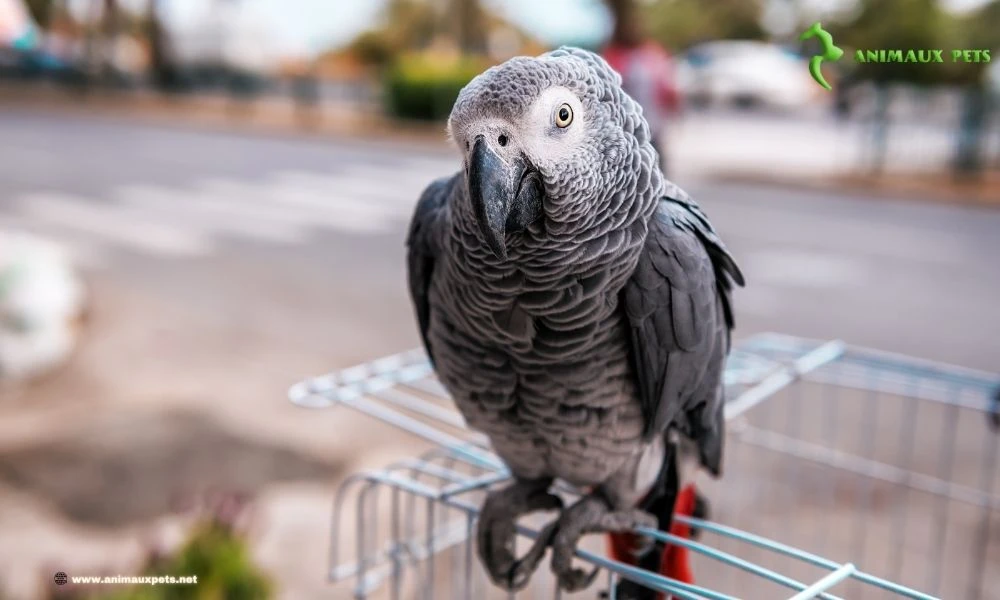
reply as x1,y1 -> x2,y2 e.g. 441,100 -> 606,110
289,333 -> 1000,600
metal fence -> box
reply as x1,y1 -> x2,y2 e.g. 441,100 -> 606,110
288,333 -> 999,600
843,83 -> 1000,178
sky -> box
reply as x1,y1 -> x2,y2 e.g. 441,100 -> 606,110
92,0 -> 612,57
249,0 -> 613,56
59,0 -> 994,59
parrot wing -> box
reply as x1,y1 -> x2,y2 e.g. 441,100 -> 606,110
406,173 -> 459,366
622,185 -> 744,475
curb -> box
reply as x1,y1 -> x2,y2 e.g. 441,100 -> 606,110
710,170 -> 1000,208
0,83 -> 453,151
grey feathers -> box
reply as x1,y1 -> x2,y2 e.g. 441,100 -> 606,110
406,173 -> 456,366
621,183 -> 744,475
405,47 -> 742,498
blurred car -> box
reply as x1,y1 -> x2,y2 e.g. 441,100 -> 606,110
676,40 -> 819,110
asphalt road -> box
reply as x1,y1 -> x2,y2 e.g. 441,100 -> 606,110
1,109 -> 996,371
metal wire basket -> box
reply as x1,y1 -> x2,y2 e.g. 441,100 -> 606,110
289,333 -> 999,600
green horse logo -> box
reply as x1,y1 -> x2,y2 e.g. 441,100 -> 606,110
800,22 -> 843,91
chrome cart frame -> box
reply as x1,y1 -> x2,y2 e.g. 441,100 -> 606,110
290,333 -> 999,600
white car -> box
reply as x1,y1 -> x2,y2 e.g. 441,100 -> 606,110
677,40 -> 820,110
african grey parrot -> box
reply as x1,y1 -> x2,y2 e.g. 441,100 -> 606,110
405,47 -> 743,597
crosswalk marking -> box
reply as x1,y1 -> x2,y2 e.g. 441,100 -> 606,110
18,192 -> 213,257
0,214 -> 108,269
120,184 -> 307,244
1,159 -> 457,268
230,178 -> 404,231
269,168 -> 445,206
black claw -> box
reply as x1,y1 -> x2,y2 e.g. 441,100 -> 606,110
558,565 -> 600,592
506,565 -> 532,592
505,520 -> 560,591
476,485 -> 563,591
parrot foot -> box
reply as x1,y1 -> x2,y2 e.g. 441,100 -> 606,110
476,478 -> 562,591
551,494 -> 657,592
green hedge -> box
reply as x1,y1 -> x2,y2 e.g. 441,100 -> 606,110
98,520 -> 272,600
49,509 -> 273,600
384,55 -> 485,121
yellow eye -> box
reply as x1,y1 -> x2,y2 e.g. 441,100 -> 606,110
554,103 -> 573,128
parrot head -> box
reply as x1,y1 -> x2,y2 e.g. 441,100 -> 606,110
447,47 -> 661,261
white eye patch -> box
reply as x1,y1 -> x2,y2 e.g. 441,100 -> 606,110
519,86 -> 586,163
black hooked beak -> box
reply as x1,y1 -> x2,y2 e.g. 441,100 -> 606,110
467,135 -> 543,261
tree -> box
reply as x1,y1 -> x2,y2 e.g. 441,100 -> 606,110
347,30 -> 396,68
101,0 -> 120,69
451,0 -> 488,54
643,0 -> 766,50
824,0 -> 1000,85
964,0 -> 999,59
145,0 -> 181,90
23,0 -> 56,29
344,0 -> 439,69
602,0 -> 767,51
829,0 -> 952,84
605,0 -> 641,46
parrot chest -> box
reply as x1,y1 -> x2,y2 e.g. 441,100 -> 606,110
428,267 -> 648,486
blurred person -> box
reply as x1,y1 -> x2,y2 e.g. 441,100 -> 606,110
0,0 -> 37,49
602,39 -> 682,177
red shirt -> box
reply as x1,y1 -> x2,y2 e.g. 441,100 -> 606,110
603,42 -> 682,115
